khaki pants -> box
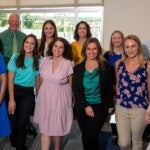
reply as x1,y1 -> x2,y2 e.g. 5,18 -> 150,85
115,104 -> 146,150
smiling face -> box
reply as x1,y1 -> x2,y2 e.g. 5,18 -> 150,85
85,42 -> 99,61
24,37 -> 36,56
77,23 -> 87,39
44,23 -> 55,39
52,40 -> 64,58
111,32 -> 123,48
124,39 -> 139,58
8,14 -> 20,32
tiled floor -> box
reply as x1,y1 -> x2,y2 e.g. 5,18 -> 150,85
0,121 -> 83,150
1,121 -> 148,150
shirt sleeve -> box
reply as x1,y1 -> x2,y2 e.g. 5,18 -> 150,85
7,54 -> 18,73
0,53 -> 6,75
66,60 -> 73,76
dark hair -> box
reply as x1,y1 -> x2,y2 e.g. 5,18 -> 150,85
39,20 -> 58,56
16,34 -> 39,70
81,37 -> 106,70
74,21 -> 92,41
47,37 -> 72,61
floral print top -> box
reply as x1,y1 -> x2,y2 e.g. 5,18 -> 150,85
116,61 -> 148,109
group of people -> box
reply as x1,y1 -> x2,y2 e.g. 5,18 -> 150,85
0,12 -> 150,150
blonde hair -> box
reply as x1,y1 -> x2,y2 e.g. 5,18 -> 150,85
123,35 -> 145,67
8,13 -> 20,22
109,30 -> 124,55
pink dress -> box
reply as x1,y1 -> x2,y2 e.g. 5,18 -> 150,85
34,57 -> 73,136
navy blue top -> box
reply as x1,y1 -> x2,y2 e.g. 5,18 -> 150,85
116,61 -> 148,109
108,53 -> 122,67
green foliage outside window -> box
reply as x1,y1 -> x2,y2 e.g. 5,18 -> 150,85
0,13 -> 7,27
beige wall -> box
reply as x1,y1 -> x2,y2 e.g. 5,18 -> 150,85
103,0 -> 150,50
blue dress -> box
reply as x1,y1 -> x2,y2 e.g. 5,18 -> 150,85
0,53 -> 11,137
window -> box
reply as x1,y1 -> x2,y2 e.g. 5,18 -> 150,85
0,6 -> 103,43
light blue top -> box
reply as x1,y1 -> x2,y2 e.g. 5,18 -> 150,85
83,67 -> 101,104
7,54 -> 39,87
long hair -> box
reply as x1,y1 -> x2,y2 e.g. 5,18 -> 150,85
74,21 -> 92,41
81,38 -> 106,70
39,20 -> 58,56
123,35 -> 145,67
109,30 -> 124,55
47,37 -> 72,61
16,34 -> 39,70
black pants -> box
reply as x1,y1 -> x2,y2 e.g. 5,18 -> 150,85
9,84 -> 35,150
111,123 -> 118,136
77,104 -> 107,150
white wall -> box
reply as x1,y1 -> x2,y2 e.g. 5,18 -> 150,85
103,0 -> 150,50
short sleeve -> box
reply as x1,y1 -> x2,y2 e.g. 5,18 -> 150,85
66,60 -> 73,76
7,54 -> 18,73
39,57 -> 50,75
0,53 -> 6,74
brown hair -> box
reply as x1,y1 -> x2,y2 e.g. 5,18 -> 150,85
16,34 -> 39,70
39,20 -> 58,56
81,38 -> 106,70
74,21 -> 92,41
47,37 -> 72,61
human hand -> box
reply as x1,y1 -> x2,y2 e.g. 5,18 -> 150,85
0,95 -> 3,104
145,106 -> 150,124
85,106 -> 94,117
8,100 -> 16,115
108,107 -> 115,114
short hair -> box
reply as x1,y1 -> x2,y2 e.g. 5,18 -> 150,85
8,13 -> 20,23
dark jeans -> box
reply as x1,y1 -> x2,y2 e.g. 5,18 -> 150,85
9,84 -> 35,150
77,103 -> 107,150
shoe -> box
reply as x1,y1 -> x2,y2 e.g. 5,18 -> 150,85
27,121 -> 37,137
112,136 -> 118,144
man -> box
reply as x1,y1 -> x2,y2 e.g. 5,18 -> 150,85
0,14 -> 36,149
0,13 -> 26,64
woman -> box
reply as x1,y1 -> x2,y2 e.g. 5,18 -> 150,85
8,34 -> 40,150
115,35 -> 150,150
34,37 -> 73,150
71,21 -> 92,65
0,52 -> 11,137
103,30 -> 124,138
39,20 -> 58,56
72,38 -> 114,150
104,30 -> 124,67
